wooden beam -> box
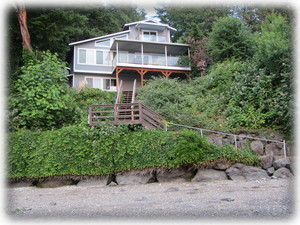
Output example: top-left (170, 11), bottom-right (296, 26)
top-left (116, 67), bottom-right (123, 92)
top-left (162, 71), bottom-right (172, 79)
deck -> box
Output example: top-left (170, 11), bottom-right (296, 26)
top-left (89, 103), bottom-right (167, 131)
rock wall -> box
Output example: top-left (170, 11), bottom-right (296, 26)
top-left (205, 132), bottom-right (292, 156)
top-left (9, 157), bottom-right (294, 188)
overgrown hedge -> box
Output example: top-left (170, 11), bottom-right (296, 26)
top-left (8, 125), bottom-right (260, 179)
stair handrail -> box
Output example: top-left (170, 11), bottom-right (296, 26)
top-left (115, 80), bottom-right (123, 104)
top-left (131, 79), bottom-right (137, 104)
top-left (89, 102), bottom-right (167, 131)
top-left (141, 104), bottom-right (167, 131)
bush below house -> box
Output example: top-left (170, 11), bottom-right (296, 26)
top-left (8, 124), bottom-right (259, 180)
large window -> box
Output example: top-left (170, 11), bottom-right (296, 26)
top-left (78, 49), bottom-right (110, 65)
top-left (79, 49), bottom-right (94, 64)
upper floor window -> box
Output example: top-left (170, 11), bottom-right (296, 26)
top-left (78, 48), bottom-right (110, 65)
top-left (95, 39), bottom-right (111, 47)
top-left (79, 49), bottom-right (94, 64)
top-left (142, 30), bottom-right (157, 42)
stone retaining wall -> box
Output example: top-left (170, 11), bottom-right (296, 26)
top-left (9, 157), bottom-right (294, 188)
top-left (205, 132), bottom-right (292, 156)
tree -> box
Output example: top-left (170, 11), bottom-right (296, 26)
top-left (9, 51), bottom-right (76, 130)
top-left (8, 6), bottom-right (146, 75)
top-left (230, 6), bottom-right (293, 32)
top-left (207, 16), bottom-right (254, 62)
top-left (16, 2), bottom-right (31, 51)
top-left (225, 13), bottom-right (293, 136)
top-left (156, 6), bottom-right (229, 42)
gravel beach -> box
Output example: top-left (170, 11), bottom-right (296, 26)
top-left (6, 179), bottom-right (294, 221)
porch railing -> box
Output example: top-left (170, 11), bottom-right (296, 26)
top-left (112, 53), bottom-right (190, 69)
top-left (89, 103), bottom-right (167, 131)
top-left (136, 35), bottom-right (167, 43)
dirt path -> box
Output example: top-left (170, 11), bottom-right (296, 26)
top-left (6, 179), bottom-right (294, 220)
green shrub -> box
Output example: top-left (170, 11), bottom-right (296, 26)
top-left (7, 126), bottom-right (260, 179)
top-left (9, 51), bottom-right (75, 131)
top-left (69, 87), bottom-right (116, 125)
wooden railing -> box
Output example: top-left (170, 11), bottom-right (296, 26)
top-left (89, 103), bottom-right (167, 131)
top-left (115, 80), bottom-right (123, 104)
top-left (131, 79), bottom-right (137, 104)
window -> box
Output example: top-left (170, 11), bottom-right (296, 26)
top-left (79, 49), bottom-right (86, 63)
top-left (142, 30), bottom-right (157, 41)
top-left (78, 49), bottom-right (110, 65)
top-left (96, 51), bottom-right (103, 64)
top-left (103, 79), bottom-right (117, 90)
top-left (85, 77), bottom-right (116, 90)
top-left (78, 49), bottom-right (93, 64)
top-left (95, 39), bottom-right (111, 47)
top-left (113, 35), bottom-right (128, 40)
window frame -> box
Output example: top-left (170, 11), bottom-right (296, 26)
top-left (78, 48), bottom-right (111, 66)
top-left (142, 30), bottom-right (158, 41)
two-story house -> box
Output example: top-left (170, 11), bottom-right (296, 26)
top-left (69, 19), bottom-right (191, 92)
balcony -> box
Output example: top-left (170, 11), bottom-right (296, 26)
top-left (110, 39), bottom-right (191, 72)
top-left (112, 52), bottom-right (190, 70)
top-left (137, 35), bottom-right (167, 43)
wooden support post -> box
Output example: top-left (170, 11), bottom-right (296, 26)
top-left (88, 105), bottom-right (92, 126)
top-left (116, 68), bottom-right (120, 92)
top-left (138, 102), bottom-right (143, 124)
top-left (114, 104), bottom-right (118, 123)
top-left (137, 69), bottom-right (147, 87)
top-left (162, 71), bottom-right (172, 79)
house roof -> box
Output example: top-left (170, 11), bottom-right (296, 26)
top-left (68, 30), bottom-right (130, 46)
top-left (123, 19), bottom-right (177, 32)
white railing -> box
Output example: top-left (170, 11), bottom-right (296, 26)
top-left (138, 35), bottom-right (167, 43)
top-left (112, 53), bottom-right (189, 68)
top-left (168, 122), bottom-right (287, 157)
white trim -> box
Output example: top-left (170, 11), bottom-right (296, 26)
top-left (123, 19), bottom-right (177, 32)
top-left (69, 30), bottom-right (130, 46)
top-left (74, 70), bottom-right (114, 74)
top-left (73, 46), bottom-right (76, 73)
top-left (115, 63), bottom-right (191, 71)
top-left (112, 38), bottom-right (190, 47)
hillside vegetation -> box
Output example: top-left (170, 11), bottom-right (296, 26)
top-left (138, 10), bottom-right (293, 139)
top-left (8, 125), bottom-right (259, 179)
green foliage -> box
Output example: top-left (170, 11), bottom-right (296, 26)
top-left (9, 51), bottom-right (77, 130)
top-left (8, 126), bottom-right (259, 179)
top-left (137, 78), bottom-right (201, 126)
top-left (156, 6), bottom-right (229, 41)
top-left (68, 87), bottom-right (116, 125)
top-left (8, 6), bottom-right (146, 76)
top-left (207, 17), bottom-right (254, 62)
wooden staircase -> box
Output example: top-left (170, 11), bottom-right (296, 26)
top-left (89, 79), bottom-right (167, 130)
top-left (121, 91), bottom-right (133, 104)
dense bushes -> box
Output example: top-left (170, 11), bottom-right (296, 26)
top-left (137, 14), bottom-right (292, 139)
top-left (9, 51), bottom-right (73, 130)
top-left (8, 125), bottom-right (259, 179)
top-left (8, 51), bottom-right (117, 131)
